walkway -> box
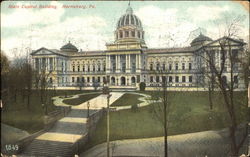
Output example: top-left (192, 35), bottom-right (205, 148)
top-left (20, 92), bottom-right (124, 157)
top-left (81, 126), bottom-right (248, 157)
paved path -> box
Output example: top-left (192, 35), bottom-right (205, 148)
top-left (21, 92), bottom-right (124, 157)
top-left (81, 126), bottom-right (248, 157)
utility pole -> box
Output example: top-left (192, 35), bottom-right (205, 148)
top-left (103, 86), bottom-right (112, 157)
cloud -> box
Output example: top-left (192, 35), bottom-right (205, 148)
top-left (186, 5), bottom-right (230, 22)
top-left (136, 5), bottom-right (197, 47)
top-left (1, 13), bottom-right (110, 59)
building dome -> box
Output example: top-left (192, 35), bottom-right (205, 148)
top-left (60, 41), bottom-right (78, 52)
top-left (114, 3), bottom-right (145, 44)
top-left (191, 33), bottom-right (212, 46)
top-left (116, 7), bottom-right (142, 28)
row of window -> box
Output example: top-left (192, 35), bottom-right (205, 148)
top-left (150, 76), bottom-right (193, 83)
top-left (150, 63), bottom-right (192, 71)
top-left (117, 30), bottom-right (144, 39)
top-left (72, 76), bottom-right (105, 83)
top-left (72, 65), bottom-right (106, 72)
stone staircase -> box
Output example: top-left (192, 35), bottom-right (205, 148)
top-left (21, 139), bottom-right (74, 157)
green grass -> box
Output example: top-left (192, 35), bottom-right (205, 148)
top-left (1, 90), bottom-right (94, 133)
top-left (84, 91), bottom-right (249, 150)
top-left (111, 93), bottom-right (143, 106)
top-left (63, 93), bottom-right (101, 105)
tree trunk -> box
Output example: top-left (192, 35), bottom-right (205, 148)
top-left (164, 126), bottom-right (168, 157)
top-left (208, 83), bottom-right (213, 110)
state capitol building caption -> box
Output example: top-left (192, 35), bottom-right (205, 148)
top-left (31, 4), bottom-right (246, 91)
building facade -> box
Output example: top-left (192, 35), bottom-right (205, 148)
top-left (31, 4), bottom-right (246, 90)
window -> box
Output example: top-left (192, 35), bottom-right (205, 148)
top-left (175, 76), bottom-right (179, 83)
top-left (98, 77), bottom-right (100, 82)
top-left (93, 65), bottom-right (95, 71)
top-left (82, 77), bottom-right (85, 82)
top-left (83, 65), bottom-right (85, 72)
top-left (125, 31), bottom-right (129, 37)
top-left (169, 76), bottom-right (172, 82)
top-left (189, 76), bottom-right (192, 82)
top-left (175, 63), bottom-right (178, 70)
top-left (142, 32), bottom-right (144, 39)
top-left (189, 63), bottom-right (192, 70)
top-left (35, 58), bottom-right (39, 70)
top-left (169, 64), bottom-right (172, 70)
top-left (150, 76), bottom-right (153, 82)
top-left (182, 76), bottom-right (186, 82)
top-left (72, 77), bottom-right (75, 82)
top-left (162, 76), bottom-right (166, 83)
top-left (73, 65), bottom-right (75, 72)
top-left (156, 76), bottom-right (159, 82)
top-left (182, 63), bottom-right (185, 70)
top-left (92, 77), bottom-right (95, 83)
top-left (162, 64), bottom-right (165, 71)
top-left (77, 65), bottom-right (80, 72)
top-left (88, 65), bottom-right (90, 72)
top-left (150, 64), bottom-right (153, 70)
top-left (119, 31), bottom-right (123, 38)
top-left (138, 31), bottom-right (141, 38)
top-left (156, 63), bottom-right (160, 71)
top-left (87, 77), bottom-right (90, 82)
top-left (103, 65), bottom-right (106, 71)
top-left (132, 31), bottom-right (135, 37)
top-left (77, 77), bottom-right (80, 83)
top-left (98, 64), bottom-right (101, 71)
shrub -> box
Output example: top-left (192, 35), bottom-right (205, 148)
top-left (139, 82), bottom-right (146, 91)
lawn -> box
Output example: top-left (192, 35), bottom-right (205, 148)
top-left (1, 90), bottom-right (94, 133)
top-left (84, 91), bottom-right (249, 150)
top-left (63, 93), bottom-right (101, 105)
top-left (111, 93), bottom-right (143, 106)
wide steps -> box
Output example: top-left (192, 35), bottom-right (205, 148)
top-left (22, 140), bottom-right (74, 157)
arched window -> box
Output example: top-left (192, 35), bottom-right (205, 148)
top-left (119, 31), bottom-right (123, 38)
top-left (132, 31), bottom-right (135, 37)
top-left (125, 31), bottom-right (129, 37)
top-left (156, 63), bottom-right (160, 71)
top-left (131, 77), bottom-right (136, 84)
top-left (138, 31), bottom-right (141, 38)
top-left (150, 63), bottom-right (153, 70)
top-left (169, 76), bottom-right (172, 82)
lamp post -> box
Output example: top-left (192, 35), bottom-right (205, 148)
top-left (102, 86), bottom-right (112, 157)
top-left (87, 101), bottom-right (90, 118)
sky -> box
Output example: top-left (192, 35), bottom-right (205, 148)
top-left (1, 1), bottom-right (249, 59)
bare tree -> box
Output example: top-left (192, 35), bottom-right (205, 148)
top-left (149, 70), bottom-right (173, 157)
top-left (195, 14), bottom-right (248, 156)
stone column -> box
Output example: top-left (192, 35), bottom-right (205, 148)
top-left (115, 55), bottom-right (118, 72)
top-left (126, 54), bottom-right (129, 73)
top-left (117, 54), bottom-right (120, 72)
top-left (128, 54), bottom-right (131, 72)
top-left (138, 54), bottom-right (141, 70)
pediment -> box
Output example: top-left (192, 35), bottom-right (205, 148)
top-left (31, 47), bottom-right (57, 55)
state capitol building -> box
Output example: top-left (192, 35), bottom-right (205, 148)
top-left (31, 4), bottom-right (246, 91)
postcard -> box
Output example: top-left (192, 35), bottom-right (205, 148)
top-left (1, 1), bottom-right (249, 157)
